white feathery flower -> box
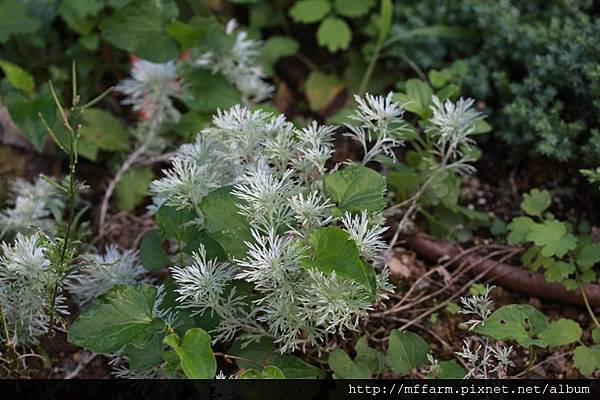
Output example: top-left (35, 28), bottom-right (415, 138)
top-left (292, 122), bottom-right (336, 178)
top-left (233, 167), bottom-right (297, 232)
top-left (429, 96), bottom-right (482, 154)
top-left (345, 93), bottom-right (406, 164)
top-left (341, 211), bottom-right (388, 261)
top-left (0, 177), bottom-right (64, 236)
top-left (68, 246), bottom-right (147, 306)
top-left (194, 21), bottom-right (273, 105)
top-left (0, 233), bottom-right (65, 345)
top-left (115, 59), bottom-right (182, 123)
top-left (288, 191), bottom-right (333, 234)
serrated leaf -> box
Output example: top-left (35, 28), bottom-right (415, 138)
top-left (163, 328), bottom-right (216, 379)
top-left (527, 220), bottom-right (577, 258)
top-left (317, 17), bottom-right (352, 52)
top-left (386, 330), bottom-right (429, 375)
top-left (333, 0), bottom-right (374, 18)
top-left (115, 167), bottom-right (153, 212)
top-left (289, 0), bottom-right (331, 23)
top-left (324, 165), bottom-right (386, 213)
top-left (139, 230), bottom-right (171, 271)
top-left (199, 186), bottom-right (253, 260)
top-left (68, 285), bottom-right (165, 353)
top-left (100, 0), bottom-right (179, 62)
top-left (307, 226), bottom-right (375, 292)
top-left (544, 261), bottom-right (575, 283)
top-left (538, 319), bottom-right (582, 347)
top-left (474, 304), bottom-right (548, 347)
top-left (573, 344), bottom-right (600, 376)
top-left (0, 59), bottom-right (35, 94)
top-left (521, 189), bottom-right (551, 217)
top-left (79, 108), bottom-right (130, 152)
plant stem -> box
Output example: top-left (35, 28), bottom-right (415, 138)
top-left (359, 39), bottom-right (383, 95)
top-left (579, 284), bottom-right (600, 328)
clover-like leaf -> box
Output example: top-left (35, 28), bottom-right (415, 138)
top-left (527, 220), bottom-right (577, 258)
top-left (577, 243), bottom-right (600, 267)
top-left (538, 319), bottom-right (582, 347)
top-left (386, 330), bottom-right (429, 375)
top-left (317, 17), bottom-right (352, 52)
top-left (289, 0), bottom-right (331, 23)
top-left (333, 0), bottom-right (375, 18)
top-left (507, 216), bottom-right (536, 245)
top-left (573, 344), bottom-right (600, 376)
top-left (474, 304), bottom-right (548, 347)
top-left (163, 328), bottom-right (216, 379)
top-left (521, 189), bottom-right (551, 217)
top-left (544, 260), bottom-right (575, 283)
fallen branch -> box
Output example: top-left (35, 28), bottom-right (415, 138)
top-left (406, 233), bottom-right (600, 308)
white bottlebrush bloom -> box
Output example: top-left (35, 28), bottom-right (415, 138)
top-left (288, 191), bottom-right (333, 234)
top-left (292, 122), bottom-right (336, 180)
top-left (194, 21), bottom-right (273, 104)
top-left (0, 177), bottom-right (65, 236)
top-left (428, 96), bottom-right (482, 156)
top-left (345, 93), bottom-right (406, 164)
top-left (233, 166), bottom-right (297, 232)
top-left (341, 211), bottom-right (389, 261)
top-left (68, 246), bottom-right (147, 306)
top-left (115, 59), bottom-right (182, 123)
top-left (0, 233), bottom-right (65, 345)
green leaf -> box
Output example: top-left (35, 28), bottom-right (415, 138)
top-left (239, 368), bottom-right (261, 379)
top-left (507, 216), bottom-right (536, 245)
top-left (308, 226), bottom-right (375, 291)
top-left (573, 344), bottom-right (600, 376)
top-left (229, 339), bottom-right (325, 378)
top-left (334, 0), bottom-right (374, 18)
top-left (527, 220), bottom-right (578, 258)
top-left (577, 243), bottom-right (600, 267)
top-left (386, 330), bottom-right (429, 375)
top-left (428, 360), bottom-right (466, 379)
top-left (474, 304), bottom-right (548, 347)
top-left (115, 167), bottom-right (153, 212)
top-left (178, 68), bottom-right (240, 112)
top-left (328, 349), bottom-right (371, 378)
top-left (261, 36), bottom-right (299, 75)
top-left (139, 230), bottom-right (171, 272)
top-left (0, 0), bottom-right (41, 42)
top-left (521, 189), bottom-right (551, 217)
top-left (378, 0), bottom-right (393, 41)
top-left (317, 17), bottom-right (352, 52)
top-left (100, 0), bottom-right (179, 62)
top-left (544, 261), bottom-right (575, 283)
top-left (324, 165), bottom-right (386, 214)
top-left (354, 336), bottom-right (383, 375)
top-left (68, 285), bottom-right (165, 353)
top-left (394, 79), bottom-right (433, 119)
top-left (289, 0), bottom-right (331, 23)
top-left (304, 71), bottom-right (345, 113)
top-left (163, 328), bottom-right (216, 379)
top-left (155, 205), bottom-right (197, 241)
top-left (593, 328), bottom-right (600, 344)
top-left (538, 319), bottom-right (582, 347)
top-left (79, 108), bottom-right (130, 152)
top-left (199, 186), bottom-right (253, 259)
top-left (122, 330), bottom-right (165, 372)
top-left (0, 60), bottom-right (34, 94)
top-left (260, 365), bottom-right (286, 379)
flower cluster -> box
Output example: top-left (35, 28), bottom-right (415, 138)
top-left (68, 246), bottom-right (147, 306)
top-left (0, 233), bottom-right (66, 345)
top-left (159, 95), bottom-right (396, 353)
top-left (0, 178), bottom-right (65, 237)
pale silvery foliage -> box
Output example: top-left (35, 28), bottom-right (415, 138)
top-left (456, 286), bottom-right (515, 378)
top-left (115, 59), bottom-right (182, 124)
top-left (68, 246), bottom-right (147, 306)
top-left (0, 233), bottom-right (67, 345)
top-left (0, 178), bottom-right (65, 236)
top-left (345, 93), bottom-right (406, 165)
top-left (428, 96), bottom-right (483, 175)
top-left (161, 101), bottom-right (393, 353)
top-left (195, 20), bottom-right (273, 105)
